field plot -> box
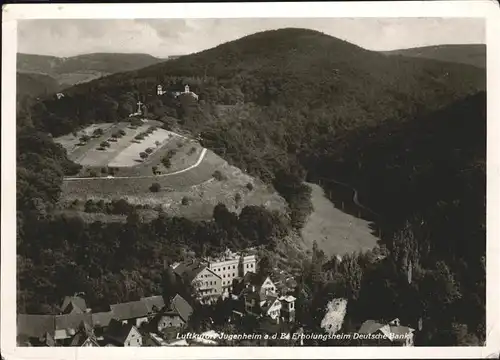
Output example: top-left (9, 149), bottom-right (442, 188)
top-left (77, 124), bottom-right (152, 167)
top-left (108, 129), bottom-right (177, 167)
top-left (301, 183), bottom-right (379, 257)
top-left (54, 123), bottom-right (115, 156)
top-left (61, 149), bottom-right (225, 197)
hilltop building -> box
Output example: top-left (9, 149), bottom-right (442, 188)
top-left (172, 84), bottom-right (199, 100)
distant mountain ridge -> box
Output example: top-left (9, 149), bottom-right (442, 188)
top-left (17, 52), bottom-right (165, 89)
top-left (382, 44), bottom-right (486, 69)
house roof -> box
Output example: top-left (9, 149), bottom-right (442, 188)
top-left (170, 294), bottom-right (193, 323)
top-left (17, 314), bottom-right (55, 338)
top-left (110, 300), bottom-right (151, 321)
top-left (70, 332), bottom-right (99, 346)
top-left (358, 320), bottom-right (385, 334)
top-left (105, 319), bottom-right (136, 345)
top-left (61, 296), bottom-right (87, 314)
top-left (261, 295), bottom-right (280, 314)
top-left (92, 311), bottom-right (114, 328)
top-left (173, 260), bottom-right (210, 283)
top-left (55, 313), bottom-right (93, 331)
top-left (141, 295), bottom-right (165, 313)
top-left (389, 325), bottom-right (415, 336)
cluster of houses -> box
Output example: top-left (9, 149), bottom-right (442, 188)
top-left (17, 293), bottom-right (194, 347)
top-left (18, 248), bottom-right (416, 347)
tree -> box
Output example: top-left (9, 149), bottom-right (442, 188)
top-left (257, 255), bottom-right (273, 277)
top-left (235, 192), bottom-right (242, 206)
top-left (139, 152), bottom-right (148, 160)
top-left (181, 196), bottom-right (190, 206)
top-left (149, 183), bottom-right (161, 193)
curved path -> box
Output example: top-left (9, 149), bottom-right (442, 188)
top-left (64, 148), bottom-right (208, 181)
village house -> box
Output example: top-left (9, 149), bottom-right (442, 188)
top-left (357, 318), bottom-right (415, 346)
top-left (173, 260), bottom-right (222, 302)
top-left (231, 271), bottom-right (296, 324)
top-left (109, 300), bottom-right (154, 328)
top-left (60, 294), bottom-right (89, 314)
top-left (103, 319), bottom-right (143, 347)
top-left (148, 294), bottom-right (193, 334)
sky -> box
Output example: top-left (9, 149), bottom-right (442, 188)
top-left (17, 18), bottom-right (485, 58)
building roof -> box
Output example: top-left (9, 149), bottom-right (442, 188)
top-left (105, 319), bottom-right (136, 345)
top-left (170, 294), bottom-right (193, 323)
top-left (110, 300), bottom-right (151, 321)
top-left (55, 313), bottom-right (93, 331)
top-left (388, 325), bottom-right (415, 336)
top-left (261, 295), bottom-right (280, 314)
top-left (173, 260), bottom-right (213, 283)
top-left (141, 295), bottom-right (165, 313)
top-left (70, 332), bottom-right (99, 346)
top-left (61, 296), bottom-right (87, 314)
top-left (92, 311), bottom-right (114, 328)
top-left (17, 314), bottom-right (55, 338)
top-left (241, 272), bottom-right (268, 292)
top-left (358, 320), bottom-right (385, 334)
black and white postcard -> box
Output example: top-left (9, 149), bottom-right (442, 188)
top-left (2, 2), bottom-right (499, 359)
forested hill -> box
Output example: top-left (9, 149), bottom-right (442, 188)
top-left (16, 27), bottom-right (486, 344)
top-left (383, 44), bottom-right (486, 69)
top-left (17, 72), bottom-right (60, 98)
top-left (17, 52), bottom-right (164, 88)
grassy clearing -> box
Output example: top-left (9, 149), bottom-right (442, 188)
top-left (60, 150), bottom-right (288, 221)
top-left (301, 182), bottom-right (379, 257)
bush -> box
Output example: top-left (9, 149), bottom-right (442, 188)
top-left (101, 167), bottom-right (108, 174)
top-left (97, 147), bottom-right (105, 151)
top-left (135, 134), bottom-right (144, 141)
top-left (80, 135), bottom-right (91, 143)
top-left (149, 183), bottom-right (161, 192)
top-left (246, 182), bottom-right (254, 191)
top-left (119, 129), bottom-right (126, 136)
top-left (188, 147), bottom-right (196, 156)
top-left (235, 193), bottom-right (242, 204)
top-left (177, 142), bottom-right (183, 148)
top-left (152, 165), bottom-right (158, 174)
top-left (139, 152), bottom-right (148, 160)
top-left (213, 170), bottom-right (226, 181)
top-left (100, 141), bottom-right (110, 148)
top-left (145, 148), bottom-right (154, 154)
top-left (88, 170), bottom-right (97, 177)
top-left (92, 128), bottom-right (104, 137)
top-left (181, 196), bottom-right (190, 206)
top-left (161, 156), bottom-right (172, 168)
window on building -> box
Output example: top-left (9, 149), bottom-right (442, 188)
top-left (223, 267), bottom-right (226, 270)
top-left (233, 265), bottom-right (236, 269)
top-left (233, 273), bottom-right (235, 277)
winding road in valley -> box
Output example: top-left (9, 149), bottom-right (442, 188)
top-left (63, 148), bottom-right (208, 181)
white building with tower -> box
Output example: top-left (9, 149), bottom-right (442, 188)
top-left (158, 84), bottom-right (198, 100)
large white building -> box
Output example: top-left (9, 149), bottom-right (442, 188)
top-left (205, 250), bottom-right (257, 292)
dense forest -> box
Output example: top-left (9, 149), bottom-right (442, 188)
top-left (16, 28), bottom-right (486, 345)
